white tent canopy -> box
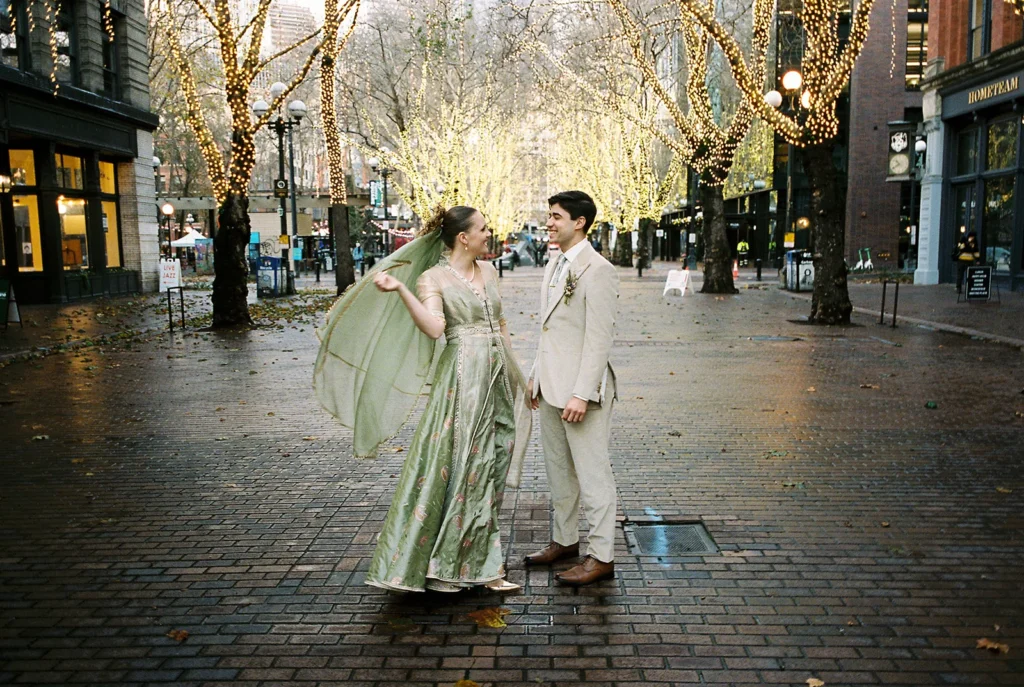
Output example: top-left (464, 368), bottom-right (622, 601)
top-left (170, 229), bottom-right (207, 248)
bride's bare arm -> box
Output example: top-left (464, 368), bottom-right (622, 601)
top-left (373, 273), bottom-right (445, 340)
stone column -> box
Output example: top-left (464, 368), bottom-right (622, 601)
top-left (118, 130), bottom-right (160, 292)
top-left (915, 63), bottom-right (945, 286)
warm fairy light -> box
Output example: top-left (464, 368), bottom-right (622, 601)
top-left (679, 0), bottom-right (878, 147)
top-left (321, 0), bottom-right (362, 205)
top-left (801, 91), bottom-right (812, 109)
top-left (163, 0), bottom-right (333, 203)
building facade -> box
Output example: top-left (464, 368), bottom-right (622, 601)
top-left (916, 0), bottom-right (1023, 289)
top-left (0, 0), bottom-right (159, 304)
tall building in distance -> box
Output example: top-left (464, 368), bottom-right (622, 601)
top-left (268, 1), bottom-right (317, 52)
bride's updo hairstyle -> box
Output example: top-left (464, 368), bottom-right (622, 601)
top-left (421, 205), bottom-right (479, 250)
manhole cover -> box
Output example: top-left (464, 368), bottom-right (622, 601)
top-left (627, 523), bottom-right (718, 555)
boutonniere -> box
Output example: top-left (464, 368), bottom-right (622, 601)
top-left (562, 270), bottom-right (579, 305)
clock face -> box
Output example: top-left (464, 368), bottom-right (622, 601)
top-left (889, 153), bottom-right (910, 175)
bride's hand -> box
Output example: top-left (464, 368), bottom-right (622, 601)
top-left (373, 273), bottom-right (402, 292)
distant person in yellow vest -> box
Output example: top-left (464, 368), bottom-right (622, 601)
top-left (737, 239), bottom-right (750, 267)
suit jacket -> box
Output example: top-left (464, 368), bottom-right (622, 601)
top-left (530, 241), bottom-right (619, 408)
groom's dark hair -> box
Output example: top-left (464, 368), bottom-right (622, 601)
top-left (549, 190), bottom-right (597, 234)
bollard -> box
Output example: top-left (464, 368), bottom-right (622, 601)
top-left (637, 261), bottom-right (643, 278)
top-left (498, 258), bottom-right (504, 278)
top-left (879, 281), bottom-right (888, 325)
top-left (361, 262), bottom-right (366, 277)
top-left (315, 260), bottom-right (321, 283)
top-left (891, 281), bottom-right (900, 329)
top-left (755, 258), bottom-right (762, 281)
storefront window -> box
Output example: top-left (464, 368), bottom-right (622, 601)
top-left (101, 200), bottom-right (120, 268)
top-left (99, 161), bottom-right (116, 194)
top-left (956, 129), bottom-right (979, 175)
top-left (58, 196), bottom-right (88, 270)
top-left (905, 0), bottom-right (928, 90)
top-left (986, 119), bottom-right (1018, 171)
top-left (55, 153), bottom-right (84, 189)
top-left (983, 176), bottom-right (1014, 275)
top-left (13, 195), bottom-right (41, 272)
top-left (9, 149), bottom-right (35, 186)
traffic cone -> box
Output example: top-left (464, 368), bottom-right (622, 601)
top-left (732, 260), bottom-right (739, 279)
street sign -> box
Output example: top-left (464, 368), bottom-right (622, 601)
top-left (965, 265), bottom-right (992, 301)
top-left (274, 178), bottom-right (288, 198)
top-left (279, 234), bottom-right (290, 245)
top-left (159, 258), bottom-right (182, 292)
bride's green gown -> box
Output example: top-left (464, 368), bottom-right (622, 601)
top-left (365, 261), bottom-right (524, 592)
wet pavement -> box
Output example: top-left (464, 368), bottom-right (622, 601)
top-left (1, 265), bottom-right (1023, 686)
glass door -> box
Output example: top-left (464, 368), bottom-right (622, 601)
top-left (982, 176), bottom-right (1014, 275)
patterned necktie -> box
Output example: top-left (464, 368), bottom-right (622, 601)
top-left (549, 254), bottom-right (567, 288)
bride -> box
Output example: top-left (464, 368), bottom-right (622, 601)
top-left (314, 206), bottom-right (531, 593)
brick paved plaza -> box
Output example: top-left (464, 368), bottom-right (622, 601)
top-left (2, 268), bottom-right (1023, 686)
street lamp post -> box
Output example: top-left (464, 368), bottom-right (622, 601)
top-left (908, 136), bottom-right (927, 270)
top-left (368, 154), bottom-right (392, 256)
top-left (766, 69), bottom-right (805, 260)
top-left (161, 202), bottom-right (175, 258)
top-left (252, 83), bottom-right (305, 295)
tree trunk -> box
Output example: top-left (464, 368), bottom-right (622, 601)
top-left (600, 222), bottom-right (611, 259)
top-left (614, 229), bottom-right (633, 266)
top-left (638, 219), bottom-right (654, 269)
top-left (802, 142), bottom-right (853, 324)
top-left (331, 204), bottom-right (356, 295)
top-left (699, 181), bottom-right (737, 294)
top-left (211, 193), bottom-right (254, 328)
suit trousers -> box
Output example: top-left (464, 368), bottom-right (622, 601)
top-left (538, 396), bottom-right (617, 563)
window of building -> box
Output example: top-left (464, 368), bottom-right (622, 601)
top-left (968, 0), bottom-right (991, 61)
top-left (101, 5), bottom-right (123, 99)
top-left (9, 149), bottom-right (36, 186)
top-left (99, 161), bottom-right (116, 194)
top-left (1, 0), bottom-right (30, 70)
top-left (102, 200), bottom-right (120, 267)
top-left (986, 118), bottom-right (1018, 170)
top-left (54, 0), bottom-right (77, 85)
top-left (956, 128), bottom-right (980, 175)
top-left (982, 176), bottom-right (1014, 275)
top-left (13, 195), bottom-right (42, 272)
top-left (905, 0), bottom-right (928, 90)
top-left (55, 153), bottom-right (85, 189)
top-left (58, 196), bottom-right (88, 270)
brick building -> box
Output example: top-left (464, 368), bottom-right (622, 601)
top-left (0, 0), bottom-right (159, 304)
top-left (914, 0), bottom-right (1023, 289)
top-left (845, 0), bottom-right (928, 270)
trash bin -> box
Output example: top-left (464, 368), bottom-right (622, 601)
top-left (784, 250), bottom-right (814, 292)
top-left (258, 256), bottom-right (282, 297)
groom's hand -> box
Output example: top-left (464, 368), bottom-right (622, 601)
top-left (562, 397), bottom-right (588, 423)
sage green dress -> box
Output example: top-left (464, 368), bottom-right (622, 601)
top-left (365, 261), bottom-right (522, 592)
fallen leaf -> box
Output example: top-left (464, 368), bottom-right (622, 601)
top-left (391, 447), bottom-right (404, 453)
top-left (764, 450), bottom-right (788, 458)
top-left (467, 607), bottom-right (511, 629)
top-left (166, 629), bottom-right (189, 642)
top-left (267, 412), bottom-right (275, 416)
top-left (71, 458), bottom-right (85, 464)
top-left (31, 435), bottom-right (50, 441)
top-left (859, 384), bottom-right (880, 389)
top-left (806, 387), bottom-right (816, 393)
top-left (881, 521), bottom-right (890, 528)
top-left (996, 487), bottom-right (1012, 494)
top-left (722, 550), bottom-right (754, 557)
top-left (807, 679), bottom-right (825, 687)
top-left (455, 681), bottom-right (481, 687)
top-left (302, 436), bottom-right (318, 441)
top-left (925, 401), bottom-right (938, 409)
top-left (976, 638), bottom-right (1009, 654)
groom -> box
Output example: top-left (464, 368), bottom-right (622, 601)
top-left (525, 190), bottom-right (620, 586)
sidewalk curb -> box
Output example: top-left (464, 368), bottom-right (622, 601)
top-left (0, 323), bottom-right (171, 364)
top-left (782, 290), bottom-right (1024, 349)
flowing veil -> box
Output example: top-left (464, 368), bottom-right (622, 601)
top-left (314, 232), bottom-right (444, 458)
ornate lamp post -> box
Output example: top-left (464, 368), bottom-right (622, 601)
top-left (161, 202), bottom-right (175, 258)
top-left (368, 153), bottom-right (393, 256)
top-left (252, 82), bottom-right (305, 295)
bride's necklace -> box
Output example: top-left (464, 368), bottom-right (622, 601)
top-left (451, 259), bottom-right (477, 285)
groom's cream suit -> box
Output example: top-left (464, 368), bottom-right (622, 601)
top-left (530, 240), bottom-right (619, 563)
